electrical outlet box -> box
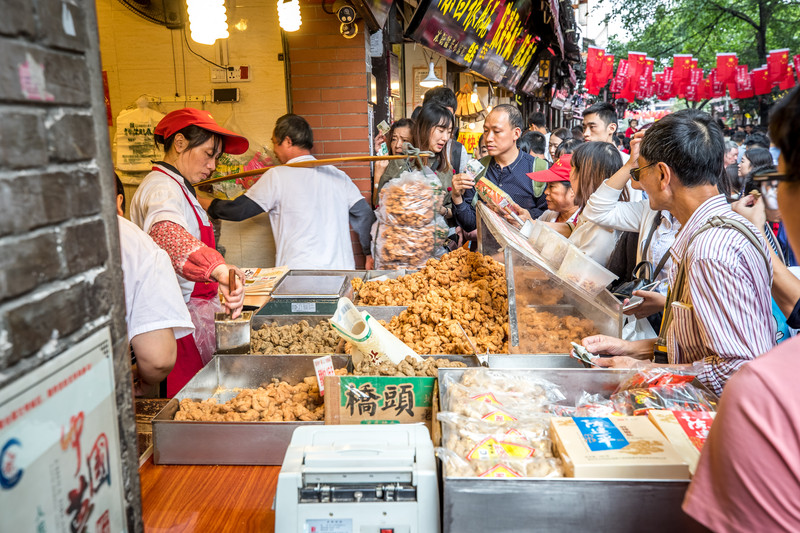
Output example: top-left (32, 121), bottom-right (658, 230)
top-left (227, 65), bottom-right (250, 82)
top-left (211, 68), bottom-right (228, 83)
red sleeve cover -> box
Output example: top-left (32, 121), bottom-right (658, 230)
top-left (148, 221), bottom-right (224, 282)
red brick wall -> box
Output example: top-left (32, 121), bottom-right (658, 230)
top-left (286, 3), bottom-right (372, 267)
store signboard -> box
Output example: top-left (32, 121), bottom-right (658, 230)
top-left (409, 0), bottom-right (537, 89)
top-left (0, 328), bottom-right (127, 533)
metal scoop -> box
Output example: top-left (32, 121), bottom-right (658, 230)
top-left (456, 322), bottom-right (489, 368)
top-left (214, 269), bottom-right (252, 354)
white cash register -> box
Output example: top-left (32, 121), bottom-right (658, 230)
top-left (274, 425), bottom-right (440, 533)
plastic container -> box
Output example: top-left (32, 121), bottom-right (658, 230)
top-left (528, 220), bottom-right (545, 247)
top-left (557, 244), bottom-right (619, 296)
top-left (535, 223), bottom-right (572, 268)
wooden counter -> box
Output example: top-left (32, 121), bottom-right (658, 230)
top-left (139, 454), bottom-right (279, 532)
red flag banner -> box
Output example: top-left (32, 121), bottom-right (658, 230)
top-left (586, 47), bottom-right (605, 93)
top-left (661, 67), bottom-right (675, 99)
top-left (794, 54), bottom-right (800, 79)
top-left (674, 54), bottom-right (693, 83)
top-left (627, 52), bottom-right (647, 92)
top-left (727, 82), bottom-right (739, 99)
top-left (600, 54), bottom-right (615, 85)
top-left (780, 66), bottom-right (796, 91)
top-left (688, 67), bottom-right (703, 86)
top-left (767, 49), bottom-right (790, 83)
top-left (735, 65), bottom-right (751, 91)
top-left (709, 69), bottom-right (725, 98)
top-left (753, 67), bottom-right (771, 95)
top-left (716, 53), bottom-right (738, 84)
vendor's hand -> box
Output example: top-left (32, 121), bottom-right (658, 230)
top-left (731, 194), bottom-right (767, 231)
top-left (624, 290), bottom-right (666, 319)
top-left (503, 202), bottom-right (533, 227)
top-left (593, 356), bottom-right (648, 369)
top-left (581, 334), bottom-right (634, 357)
top-left (212, 264), bottom-right (246, 318)
top-left (364, 255), bottom-right (374, 270)
top-left (451, 173), bottom-right (475, 202)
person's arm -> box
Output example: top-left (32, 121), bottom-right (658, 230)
top-left (131, 329), bottom-right (176, 392)
top-left (349, 198), bottom-right (375, 259)
top-left (452, 174), bottom-right (477, 232)
top-left (207, 195), bottom-right (265, 221)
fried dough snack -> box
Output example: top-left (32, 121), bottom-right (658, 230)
top-left (352, 355), bottom-right (466, 377)
top-left (251, 320), bottom-right (339, 355)
top-left (381, 179), bottom-right (436, 226)
top-left (517, 309), bottom-right (598, 354)
top-left (173, 376), bottom-right (329, 422)
top-left (353, 249), bottom-right (510, 354)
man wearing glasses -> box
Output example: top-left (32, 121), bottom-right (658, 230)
top-left (582, 109), bottom-right (774, 396)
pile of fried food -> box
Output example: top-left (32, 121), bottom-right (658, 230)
top-left (517, 308), bottom-right (597, 353)
top-left (352, 355), bottom-right (466, 377)
top-left (251, 320), bottom-right (339, 355)
top-left (353, 248), bottom-right (509, 354)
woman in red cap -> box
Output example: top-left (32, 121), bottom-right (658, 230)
top-left (130, 108), bottom-right (248, 396)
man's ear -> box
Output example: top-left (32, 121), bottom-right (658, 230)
top-left (658, 162), bottom-right (672, 192)
top-left (608, 122), bottom-right (617, 135)
top-left (512, 127), bottom-right (522, 142)
top-left (281, 136), bottom-right (294, 148)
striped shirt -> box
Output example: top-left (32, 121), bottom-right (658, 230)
top-left (666, 195), bottom-right (774, 396)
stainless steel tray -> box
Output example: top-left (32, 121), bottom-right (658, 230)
top-left (436, 368), bottom-right (703, 532)
top-left (152, 355), bottom-right (350, 465)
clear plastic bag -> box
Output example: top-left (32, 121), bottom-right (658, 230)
top-left (436, 447), bottom-right (564, 479)
top-left (441, 369), bottom-right (566, 415)
top-left (438, 412), bottom-right (553, 460)
top-left (611, 385), bottom-right (718, 416)
top-left (377, 170), bottom-right (439, 227)
top-left (375, 223), bottom-right (435, 267)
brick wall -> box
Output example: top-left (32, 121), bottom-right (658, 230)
top-left (0, 1), bottom-right (140, 530)
top-left (285, 3), bottom-right (373, 267)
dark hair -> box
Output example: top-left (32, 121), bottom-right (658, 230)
top-left (744, 133), bottom-right (770, 149)
top-left (387, 118), bottom-right (414, 155)
top-left (732, 131), bottom-right (746, 143)
top-left (622, 136), bottom-right (631, 151)
top-left (529, 112), bottom-right (546, 129)
top-left (411, 106), bottom-right (423, 121)
top-left (612, 133), bottom-right (623, 148)
top-left (412, 104), bottom-right (453, 174)
top-left (274, 113), bottom-right (313, 149)
top-left (742, 147), bottom-right (773, 169)
top-left (769, 86), bottom-right (800, 181)
top-left (571, 125), bottom-right (584, 140)
top-left (555, 138), bottom-right (584, 158)
top-left (155, 125), bottom-right (224, 155)
top-left (571, 142), bottom-right (624, 208)
top-left (725, 164), bottom-right (742, 195)
top-left (629, 119), bottom-right (639, 126)
top-left (492, 104), bottom-right (524, 130)
top-left (583, 102), bottom-right (618, 128)
top-left (478, 133), bottom-right (486, 147)
top-left (517, 131), bottom-right (546, 156)
top-left (639, 109), bottom-right (725, 188)
top-left (115, 173), bottom-right (125, 213)
top-left (423, 86), bottom-right (458, 112)
top-left (551, 127), bottom-right (569, 143)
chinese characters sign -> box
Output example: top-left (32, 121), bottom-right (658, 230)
top-left (325, 376), bottom-right (436, 427)
top-left (573, 417), bottom-right (630, 452)
top-left (0, 329), bottom-right (126, 533)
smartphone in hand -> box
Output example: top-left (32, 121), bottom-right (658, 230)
top-left (622, 295), bottom-right (644, 313)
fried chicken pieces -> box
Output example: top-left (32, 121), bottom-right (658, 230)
top-left (352, 355), bottom-right (466, 377)
top-left (251, 320), bottom-right (339, 355)
top-left (173, 375), bottom-right (341, 422)
top-left (353, 248), bottom-right (510, 355)
top-left (517, 309), bottom-right (598, 354)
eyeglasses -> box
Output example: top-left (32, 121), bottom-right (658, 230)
top-left (630, 162), bottom-right (656, 181)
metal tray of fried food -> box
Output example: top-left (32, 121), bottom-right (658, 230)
top-left (436, 368), bottom-right (705, 533)
top-left (152, 355), bottom-right (350, 465)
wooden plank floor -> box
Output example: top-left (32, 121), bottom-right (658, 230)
top-left (140, 456), bottom-right (279, 532)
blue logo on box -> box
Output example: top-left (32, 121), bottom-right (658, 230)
top-left (0, 438), bottom-right (23, 489)
top-left (573, 417), bottom-right (629, 452)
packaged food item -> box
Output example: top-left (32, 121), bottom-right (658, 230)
top-left (573, 392), bottom-right (622, 417)
top-left (611, 385), bottom-right (718, 416)
top-left (441, 369), bottom-right (566, 415)
top-left (647, 410), bottom-right (716, 475)
top-left (438, 412), bottom-right (553, 459)
top-left (436, 447), bottom-right (564, 479)
top-left (550, 416), bottom-right (690, 479)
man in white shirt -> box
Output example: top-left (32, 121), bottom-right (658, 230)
top-left (205, 114), bottom-right (375, 269)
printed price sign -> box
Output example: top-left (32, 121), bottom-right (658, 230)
top-left (313, 356), bottom-right (336, 397)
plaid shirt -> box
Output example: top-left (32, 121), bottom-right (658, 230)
top-left (666, 195), bottom-right (774, 396)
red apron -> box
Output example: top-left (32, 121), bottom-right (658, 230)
top-left (152, 166), bottom-right (219, 397)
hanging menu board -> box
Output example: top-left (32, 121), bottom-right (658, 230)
top-left (408, 0), bottom-right (538, 91)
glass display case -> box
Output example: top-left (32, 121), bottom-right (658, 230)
top-left (475, 204), bottom-right (622, 353)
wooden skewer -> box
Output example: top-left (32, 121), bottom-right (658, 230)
top-left (193, 154), bottom-right (429, 187)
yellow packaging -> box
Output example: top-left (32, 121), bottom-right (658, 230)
top-left (647, 410), bottom-right (716, 475)
top-left (550, 416), bottom-right (690, 480)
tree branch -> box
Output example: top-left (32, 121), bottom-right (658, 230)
top-left (707, 1), bottom-right (759, 30)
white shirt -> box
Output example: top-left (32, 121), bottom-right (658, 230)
top-left (118, 216), bottom-right (194, 342)
top-left (245, 155), bottom-right (365, 269)
top-left (569, 213), bottom-right (619, 267)
top-left (581, 181), bottom-right (680, 291)
top-left (538, 209), bottom-right (579, 224)
top-left (130, 164), bottom-right (209, 301)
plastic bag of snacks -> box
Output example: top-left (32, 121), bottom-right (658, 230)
top-left (436, 447), bottom-right (564, 479)
top-left (373, 169), bottom-right (447, 269)
top-left (611, 367), bottom-right (718, 415)
top-left (438, 412), bottom-right (554, 460)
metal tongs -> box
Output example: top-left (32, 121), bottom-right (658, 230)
top-left (456, 323), bottom-right (489, 368)
top-left (570, 342), bottom-right (600, 367)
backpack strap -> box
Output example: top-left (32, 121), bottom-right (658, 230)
top-left (653, 215), bottom-right (769, 362)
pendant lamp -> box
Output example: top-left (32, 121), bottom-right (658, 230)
top-left (420, 60), bottom-right (444, 88)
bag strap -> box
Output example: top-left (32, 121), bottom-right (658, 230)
top-left (654, 215), bottom-right (769, 362)
top-left (640, 211), bottom-right (663, 261)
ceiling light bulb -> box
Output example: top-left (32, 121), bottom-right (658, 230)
top-left (278, 0), bottom-right (302, 32)
top-left (471, 83), bottom-right (478, 103)
top-left (187, 0), bottom-right (229, 45)
top-left (420, 61), bottom-right (444, 88)
top-left (468, 122), bottom-right (475, 130)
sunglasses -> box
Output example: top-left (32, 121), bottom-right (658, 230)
top-left (630, 162), bottom-right (656, 182)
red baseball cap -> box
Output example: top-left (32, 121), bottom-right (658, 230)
top-left (154, 108), bottom-right (249, 155)
top-left (527, 154), bottom-right (572, 182)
